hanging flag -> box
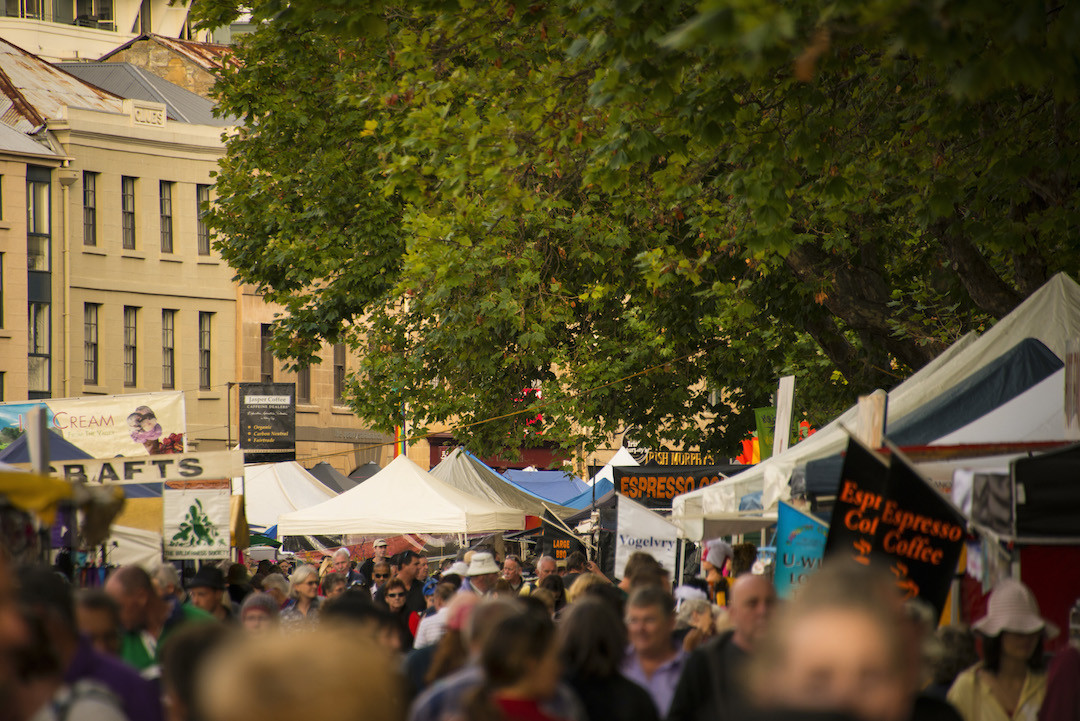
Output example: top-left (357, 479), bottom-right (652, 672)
top-left (824, 437), bottom-right (890, 568)
top-left (393, 426), bottom-right (405, 458)
top-left (774, 501), bottom-right (828, 599)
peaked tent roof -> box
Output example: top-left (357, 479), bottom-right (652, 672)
top-left (563, 478), bottom-right (615, 510)
top-left (503, 469), bottom-right (589, 505)
top-left (277, 455), bottom-right (525, 536)
top-left (234, 461), bottom-right (336, 531)
top-left (0, 429), bottom-right (92, 463)
top-left (349, 462), bottom-right (382, 482)
top-left (306, 461), bottom-right (358, 494)
top-left (57, 62), bottom-right (233, 126)
top-left (673, 272), bottom-right (1080, 538)
top-left (591, 447), bottom-right (639, 485)
top-left (429, 448), bottom-right (576, 518)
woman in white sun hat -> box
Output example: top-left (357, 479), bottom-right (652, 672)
top-left (947, 577), bottom-right (1057, 721)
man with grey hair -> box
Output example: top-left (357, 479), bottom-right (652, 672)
top-left (152, 562), bottom-right (184, 603)
top-left (331, 547), bottom-right (366, 587)
top-left (535, 555), bottom-right (557, 583)
top-left (261, 573), bottom-right (289, 609)
top-left (408, 597), bottom-right (585, 721)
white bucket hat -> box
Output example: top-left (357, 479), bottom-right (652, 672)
top-left (972, 578), bottom-right (1058, 638)
top-left (466, 552), bottom-right (500, 577)
top-left (445, 561), bottom-right (470, 577)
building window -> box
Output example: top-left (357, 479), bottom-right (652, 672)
top-left (0, 174), bottom-right (4, 219)
top-left (28, 302), bottom-right (50, 397)
top-left (0, 372), bottom-right (4, 402)
top-left (82, 171), bottom-right (96, 246)
top-left (123, 306), bottom-right (137, 386)
top-left (297, 366), bottom-right (311, 404)
top-left (260, 324), bottom-right (274, 382)
top-left (84, 303), bottom-right (99, 385)
top-left (197, 184), bottom-right (211, 255)
top-left (162, 309), bottom-right (175, 389)
top-left (121, 176), bottom-right (136, 250)
top-left (199, 313), bottom-right (212, 389)
top-left (0, 253), bottom-right (4, 327)
top-left (27, 177), bottom-right (50, 270)
top-left (333, 343), bottom-right (346, 404)
top-left (159, 181), bottom-right (173, 253)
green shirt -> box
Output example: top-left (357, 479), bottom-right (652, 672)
top-left (119, 601), bottom-right (216, 673)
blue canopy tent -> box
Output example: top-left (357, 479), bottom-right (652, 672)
top-left (0, 430), bottom-right (92, 464)
top-left (503, 469), bottom-right (590, 505)
top-left (562, 478), bottom-right (615, 510)
top-left (805, 338), bottom-right (1064, 496)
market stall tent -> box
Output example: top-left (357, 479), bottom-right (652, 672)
top-left (503, 469), bottom-right (589, 504)
top-left (307, 462), bottom-right (359, 494)
top-left (590, 447), bottom-right (639, 485)
top-left (429, 448), bottom-right (576, 518)
top-left (277, 455), bottom-right (526, 535)
top-left (235, 461), bottom-right (336, 531)
top-left (673, 272), bottom-right (1080, 539)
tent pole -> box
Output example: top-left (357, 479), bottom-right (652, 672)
top-left (676, 538), bottom-right (684, 587)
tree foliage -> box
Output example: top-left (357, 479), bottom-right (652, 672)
top-left (199, 0), bottom-right (1080, 459)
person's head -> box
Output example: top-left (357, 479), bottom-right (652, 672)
top-left (289, 565), bottom-right (319, 601)
top-left (566, 572), bottom-right (604, 604)
top-left (433, 582), bottom-right (456, 611)
top-left (701, 539), bottom-right (733, 583)
top-left (105, 565), bottom-right (159, 631)
top-left (565, 551), bottom-right (586, 573)
top-left (321, 590), bottom-right (401, 652)
top-left (332, 548), bottom-right (352, 575)
top-left (153, 562), bottom-right (183, 599)
top-left (538, 574), bottom-right (565, 609)
top-left (676, 598), bottom-right (715, 633)
top-left (398, 551), bottom-right (424, 585)
top-left (372, 539), bottom-right (388, 561)
top-left (474, 608), bottom-right (560, 703)
top-left (502, 555), bottom-right (523, 584)
top-left (384, 578), bottom-right (407, 612)
top-left (262, 573), bottom-right (289, 606)
top-left (625, 586), bottom-right (676, 658)
top-left (162, 622), bottom-right (233, 721)
top-left (560, 596), bottom-right (628, 679)
top-left (535, 556), bottom-right (557, 582)
top-left (748, 562), bottom-right (911, 721)
top-left (371, 562), bottom-right (391, 586)
top-left (973, 577), bottom-right (1053, 673)
top-left (187, 566), bottom-right (226, 615)
top-left (728, 573), bottom-right (777, 651)
top-left (467, 552), bottom-right (501, 594)
top-left (622, 551), bottom-right (659, 583)
top-left (226, 563), bottom-right (249, 588)
top-left (464, 597), bottom-right (521, 656)
top-left (928, 626), bottom-right (977, 689)
top-left (199, 628), bottom-right (405, 721)
top-left (239, 592), bottom-right (279, 632)
top-left (322, 572), bottom-right (348, 601)
top-left (75, 589), bottom-right (121, 655)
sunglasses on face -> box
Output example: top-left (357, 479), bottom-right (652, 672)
top-left (374, 573), bottom-right (389, 579)
top-left (386, 592), bottom-right (404, 598)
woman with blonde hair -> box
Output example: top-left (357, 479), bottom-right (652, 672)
top-left (565, 573), bottom-right (604, 604)
top-left (280, 564), bottom-right (321, 628)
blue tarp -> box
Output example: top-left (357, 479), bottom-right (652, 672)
top-left (806, 338), bottom-right (1064, 496)
top-left (562, 478), bottom-right (615, 510)
top-left (0, 430), bottom-right (92, 463)
top-left (503, 469), bottom-right (590, 504)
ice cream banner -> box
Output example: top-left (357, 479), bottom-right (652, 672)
top-left (0, 391), bottom-right (186, 458)
top-left (614, 493), bottom-right (679, 578)
top-left (774, 501), bottom-right (828, 599)
top-left (163, 479), bottom-right (230, 560)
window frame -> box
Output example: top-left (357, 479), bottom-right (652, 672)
top-left (84, 303), bottom-right (99, 385)
top-left (196, 184), bottom-right (211, 256)
top-left (121, 176), bottom-right (136, 250)
top-left (333, 343), bottom-right (346, 404)
top-left (27, 177), bottom-right (51, 271)
top-left (159, 180), bottom-right (173, 253)
top-left (123, 306), bottom-right (137, 387)
top-left (82, 171), bottom-right (97, 246)
top-left (199, 312), bottom-right (212, 389)
top-left (28, 301), bottom-right (50, 396)
top-left (162, 309), bottom-right (176, 389)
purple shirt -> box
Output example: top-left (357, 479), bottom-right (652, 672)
top-left (620, 644), bottom-right (687, 717)
top-left (65, 636), bottom-right (163, 721)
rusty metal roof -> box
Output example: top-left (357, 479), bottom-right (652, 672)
top-left (0, 38), bottom-right (122, 134)
top-left (99, 34), bottom-right (240, 72)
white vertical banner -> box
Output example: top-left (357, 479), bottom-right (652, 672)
top-left (773, 375), bottom-right (796, 457)
top-left (163, 480), bottom-right (231, 560)
top-left (615, 494), bottom-right (679, 579)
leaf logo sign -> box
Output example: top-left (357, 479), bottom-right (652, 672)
top-left (171, 499), bottom-right (221, 547)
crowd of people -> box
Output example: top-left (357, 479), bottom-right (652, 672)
top-left (0, 541), bottom-right (1077, 721)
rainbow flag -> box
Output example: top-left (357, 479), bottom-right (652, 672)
top-left (393, 426), bottom-right (405, 458)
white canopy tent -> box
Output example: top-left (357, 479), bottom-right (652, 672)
top-left (234, 461), bottom-right (336, 531)
top-left (277, 455), bottom-right (526, 536)
top-left (673, 272), bottom-right (1080, 539)
top-left (590, 446), bottom-right (639, 486)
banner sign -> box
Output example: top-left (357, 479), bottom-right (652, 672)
top-left (540, 511), bottom-right (584, 563)
top-left (163, 479), bottom-right (230, 560)
top-left (824, 438), bottom-right (966, 617)
top-left (775, 501), bottom-right (828, 599)
top-left (239, 383), bottom-right (295, 454)
top-left (615, 494), bottom-right (678, 578)
top-left (26, 450), bottom-right (245, 485)
top-left (0, 391), bottom-right (186, 458)
top-left (755, 407), bottom-right (776, 461)
top-left (622, 427), bottom-right (717, 466)
top-left (613, 465), bottom-right (727, 509)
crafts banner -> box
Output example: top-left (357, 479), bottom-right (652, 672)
top-left (613, 465), bottom-right (728, 509)
top-left (774, 501), bottom-right (828, 599)
top-left (163, 479), bottom-right (230, 560)
top-left (614, 494), bottom-right (679, 578)
top-left (0, 391), bottom-right (186, 458)
top-left (825, 438), bottom-right (966, 617)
